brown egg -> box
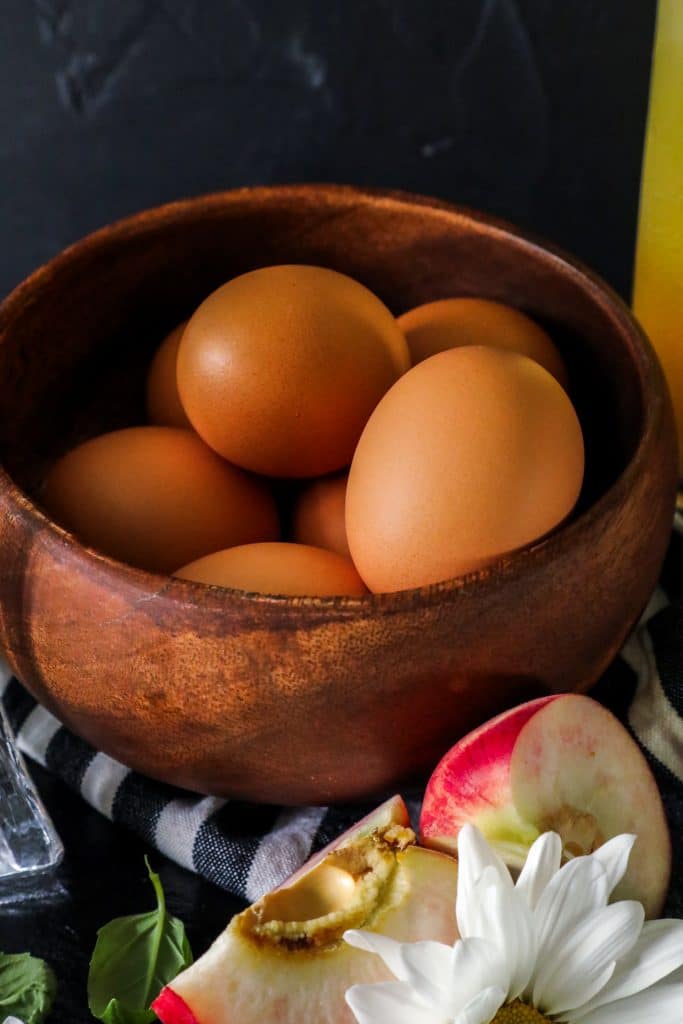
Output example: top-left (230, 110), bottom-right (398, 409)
top-left (346, 346), bottom-right (584, 592)
top-left (146, 321), bottom-right (192, 428)
top-left (177, 265), bottom-right (410, 477)
top-left (292, 473), bottom-right (350, 558)
top-left (397, 297), bottom-right (568, 387)
top-left (43, 427), bottom-right (279, 573)
top-left (175, 542), bottom-right (367, 597)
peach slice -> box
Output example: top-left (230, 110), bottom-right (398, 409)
top-left (153, 796), bottom-right (458, 1024)
top-left (281, 793), bottom-right (409, 888)
top-left (420, 694), bottom-right (671, 918)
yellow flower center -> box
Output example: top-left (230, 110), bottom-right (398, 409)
top-left (492, 1000), bottom-right (551, 1024)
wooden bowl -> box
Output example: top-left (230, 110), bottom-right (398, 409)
top-left (0, 186), bottom-right (676, 805)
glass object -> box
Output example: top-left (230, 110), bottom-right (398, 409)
top-left (633, 0), bottom-right (683, 475)
top-left (0, 696), bottom-right (63, 901)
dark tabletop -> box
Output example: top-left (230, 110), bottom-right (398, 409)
top-left (0, 1), bottom-right (656, 302)
top-left (0, 3), bottom-right (666, 1021)
top-left (0, 763), bottom-right (246, 1024)
top-left (3, 738), bottom-right (681, 1024)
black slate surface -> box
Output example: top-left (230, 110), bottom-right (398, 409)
top-left (1, 744), bottom-right (680, 1023)
top-left (0, 763), bottom-right (245, 1024)
top-left (0, 2), bottom-right (666, 1021)
top-left (1, 1), bottom-right (655, 301)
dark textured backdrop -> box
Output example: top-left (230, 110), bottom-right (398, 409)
top-left (2, 1), bottom-right (655, 301)
top-left (0, 4), bottom-right (667, 1022)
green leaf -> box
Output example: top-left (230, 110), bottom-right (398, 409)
top-left (88, 858), bottom-right (193, 1024)
top-left (0, 951), bottom-right (57, 1024)
top-left (99, 999), bottom-right (157, 1024)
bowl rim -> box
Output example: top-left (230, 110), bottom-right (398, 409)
top-left (0, 182), bottom-right (671, 612)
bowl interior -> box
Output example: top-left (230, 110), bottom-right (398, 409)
top-left (0, 187), bottom-right (643, 524)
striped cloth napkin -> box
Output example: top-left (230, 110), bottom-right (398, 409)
top-left (2, 512), bottom-right (682, 912)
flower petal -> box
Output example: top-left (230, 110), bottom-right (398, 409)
top-left (344, 930), bottom-right (408, 981)
top-left (345, 981), bottom-right (438, 1024)
top-left (447, 938), bottom-right (509, 1016)
top-left (591, 834), bottom-right (636, 895)
top-left (457, 825), bottom-right (513, 937)
top-left (575, 982), bottom-right (683, 1024)
top-left (532, 854), bottom-right (609, 956)
top-left (571, 919), bottom-right (683, 1018)
top-left (465, 867), bottom-right (536, 1000)
top-left (458, 824), bottom-right (513, 886)
top-left (453, 986), bottom-right (506, 1024)
top-left (533, 901), bottom-right (644, 1014)
top-left (516, 832), bottom-right (562, 910)
top-left (397, 941), bottom-right (454, 1010)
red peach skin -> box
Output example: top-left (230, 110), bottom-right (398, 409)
top-left (153, 987), bottom-right (199, 1024)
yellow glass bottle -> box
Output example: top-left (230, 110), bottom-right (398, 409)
top-left (633, 0), bottom-right (683, 474)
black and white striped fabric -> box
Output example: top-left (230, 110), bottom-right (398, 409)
top-left (2, 512), bottom-right (682, 912)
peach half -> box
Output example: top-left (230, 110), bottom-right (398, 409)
top-left (420, 694), bottom-right (671, 918)
top-left (153, 795), bottom-right (458, 1024)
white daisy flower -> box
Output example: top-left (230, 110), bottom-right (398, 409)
top-left (344, 824), bottom-right (683, 1024)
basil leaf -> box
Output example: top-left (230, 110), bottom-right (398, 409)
top-left (88, 858), bottom-right (193, 1024)
top-left (0, 951), bottom-right (57, 1024)
top-left (99, 999), bottom-right (157, 1024)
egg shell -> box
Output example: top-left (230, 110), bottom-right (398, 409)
top-left (177, 264), bottom-right (410, 477)
top-left (292, 472), bottom-right (350, 558)
top-left (146, 321), bottom-right (192, 429)
top-left (175, 542), bottom-right (368, 597)
top-left (346, 346), bottom-right (585, 593)
top-left (43, 426), bottom-right (279, 573)
top-left (397, 297), bottom-right (568, 387)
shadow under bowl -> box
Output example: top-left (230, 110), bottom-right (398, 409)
top-left (0, 185), bottom-right (677, 805)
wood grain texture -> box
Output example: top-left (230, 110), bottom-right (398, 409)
top-left (0, 185), bottom-right (677, 804)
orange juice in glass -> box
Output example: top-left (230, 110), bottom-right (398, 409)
top-left (633, 0), bottom-right (683, 474)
